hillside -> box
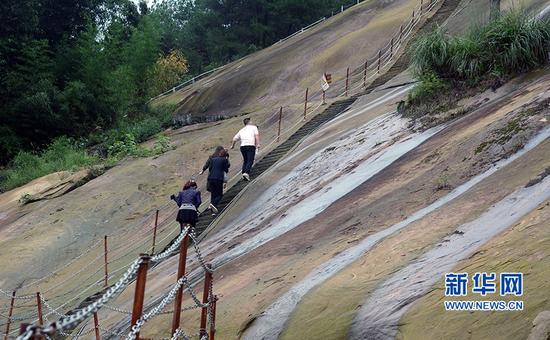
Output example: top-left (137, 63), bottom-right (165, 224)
top-left (156, 0), bottom-right (424, 119)
top-left (2, 0), bottom-right (550, 339)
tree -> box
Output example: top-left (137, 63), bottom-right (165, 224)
top-left (146, 50), bottom-right (189, 97)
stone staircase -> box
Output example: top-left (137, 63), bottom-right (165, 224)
top-left (194, 97), bottom-right (357, 236)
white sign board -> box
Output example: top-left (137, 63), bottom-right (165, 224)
top-left (321, 74), bottom-right (330, 91)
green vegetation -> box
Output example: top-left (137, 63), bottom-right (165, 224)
top-left (157, 0), bottom-right (352, 73)
top-left (404, 11), bottom-right (550, 111)
top-left (475, 110), bottom-right (530, 154)
top-left (0, 0), bottom-right (187, 164)
top-left (435, 171), bottom-right (451, 191)
top-left (0, 130), bottom-right (174, 192)
top-left (0, 104), bottom-right (176, 192)
top-left (1, 0), bottom-right (352, 191)
top-left (1, 137), bottom-right (97, 191)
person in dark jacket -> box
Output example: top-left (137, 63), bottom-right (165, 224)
top-left (199, 146), bottom-right (224, 176)
top-left (170, 180), bottom-right (202, 230)
top-left (206, 148), bottom-right (230, 214)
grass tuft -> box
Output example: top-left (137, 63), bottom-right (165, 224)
top-left (405, 10), bottom-right (550, 113)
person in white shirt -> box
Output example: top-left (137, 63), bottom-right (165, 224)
top-left (230, 118), bottom-right (260, 181)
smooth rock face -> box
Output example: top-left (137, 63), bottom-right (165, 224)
top-left (528, 311), bottom-right (550, 340)
top-left (0, 170), bottom-right (91, 206)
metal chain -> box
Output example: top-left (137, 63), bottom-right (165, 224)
top-left (0, 310), bottom-right (38, 322)
top-left (151, 227), bottom-right (189, 262)
top-left (17, 258), bottom-right (143, 340)
top-left (157, 304), bottom-right (202, 315)
top-left (189, 229), bottom-right (213, 273)
top-left (126, 276), bottom-right (190, 340)
top-left (99, 325), bottom-right (126, 337)
top-left (126, 259), bottom-right (215, 340)
top-left (170, 328), bottom-right (190, 340)
top-left (102, 304), bottom-right (132, 315)
top-left (17, 228), bottom-right (191, 340)
top-left (40, 295), bottom-right (66, 318)
top-left (0, 289), bottom-right (34, 300)
top-left (20, 239), bottom-right (103, 290)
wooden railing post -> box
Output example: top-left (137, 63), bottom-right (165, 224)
top-left (131, 255), bottom-right (150, 340)
top-left (171, 232), bottom-right (190, 335)
top-left (303, 88), bottom-right (309, 120)
top-left (390, 38), bottom-right (394, 59)
top-left (199, 264), bottom-right (213, 338)
top-left (277, 107), bottom-right (283, 141)
top-left (93, 312), bottom-right (101, 340)
top-left (104, 235), bottom-right (108, 287)
top-left (399, 25), bottom-right (404, 43)
top-left (345, 67), bottom-right (350, 96)
top-left (4, 291), bottom-right (15, 340)
top-left (36, 293), bottom-right (43, 327)
top-left (151, 210), bottom-right (159, 254)
top-left (420, 0), bottom-right (424, 13)
top-left (377, 50), bottom-right (382, 73)
top-left (209, 295), bottom-right (218, 340)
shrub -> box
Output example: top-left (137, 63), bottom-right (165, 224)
top-left (449, 35), bottom-right (488, 81)
top-left (107, 133), bottom-right (146, 159)
top-left (1, 137), bottom-right (96, 192)
top-left (152, 134), bottom-right (172, 155)
top-left (410, 28), bottom-right (454, 78)
top-left (128, 117), bottom-right (163, 143)
top-left (407, 10), bottom-right (550, 108)
top-left (408, 72), bottom-right (448, 104)
top-left (483, 11), bottom-right (550, 72)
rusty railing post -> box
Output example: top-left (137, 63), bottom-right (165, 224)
top-left (420, 0), bottom-right (424, 13)
top-left (377, 50), bottom-right (382, 73)
top-left (399, 25), bottom-right (404, 44)
top-left (412, 9), bottom-right (415, 24)
top-left (209, 295), bottom-right (218, 340)
top-left (390, 38), bottom-right (394, 59)
top-left (131, 254), bottom-right (150, 340)
top-left (171, 232), bottom-right (190, 335)
top-left (104, 235), bottom-right (108, 288)
top-left (303, 88), bottom-right (309, 120)
top-left (277, 107), bottom-right (283, 142)
top-left (345, 67), bottom-right (350, 96)
top-left (151, 209), bottom-right (159, 254)
top-left (36, 293), bottom-right (43, 327)
top-left (93, 312), bottom-right (101, 340)
top-left (199, 264), bottom-right (213, 338)
top-left (363, 60), bottom-right (368, 88)
top-left (4, 290), bottom-right (15, 340)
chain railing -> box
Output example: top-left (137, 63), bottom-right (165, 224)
top-left (15, 226), bottom-right (218, 340)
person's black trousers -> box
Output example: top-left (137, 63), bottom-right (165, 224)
top-left (240, 145), bottom-right (256, 174)
top-left (208, 179), bottom-right (224, 207)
